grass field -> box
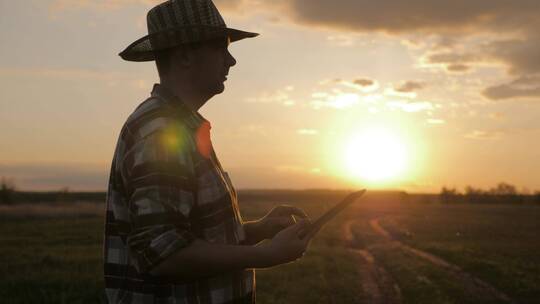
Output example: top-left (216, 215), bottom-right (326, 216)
top-left (0, 191), bottom-right (538, 303)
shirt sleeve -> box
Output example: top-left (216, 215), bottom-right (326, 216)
top-left (120, 117), bottom-right (198, 274)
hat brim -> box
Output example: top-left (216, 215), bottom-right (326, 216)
top-left (119, 26), bottom-right (259, 62)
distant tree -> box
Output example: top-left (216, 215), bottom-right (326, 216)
top-left (465, 185), bottom-right (484, 196)
top-left (440, 186), bottom-right (459, 203)
top-left (0, 177), bottom-right (16, 205)
top-left (535, 191), bottom-right (540, 204)
top-left (464, 185), bottom-right (486, 203)
top-left (57, 186), bottom-right (70, 202)
top-left (444, 183), bottom-right (528, 204)
top-left (490, 182), bottom-right (523, 203)
top-left (489, 182), bottom-right (517, 196)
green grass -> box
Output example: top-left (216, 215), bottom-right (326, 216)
top-left (0, 194), bottom-right (362, 303)
top-left (242, 197), bottom-right (365, 303)
top-left (0, 217), bottom-right (105, 303)
top-left (0, 192), bottom-right (539, 303)
top-left (383, 203), bottom-right (540, 304)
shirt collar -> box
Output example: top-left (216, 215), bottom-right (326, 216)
top-left (151, 83), bottom-right (209, 130)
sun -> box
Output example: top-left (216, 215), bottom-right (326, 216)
top-left (344, 128), bottom-right (408, 182)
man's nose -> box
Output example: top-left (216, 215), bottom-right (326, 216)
top-left (226, 50), bottom-right (237, 67)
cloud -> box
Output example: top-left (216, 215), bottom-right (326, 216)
top-left (49, 0), bottom-right (159, 13)
top-left (297, 129), bottom-right (318, 135)
top-left (264, 0), bottom-right (540, 93)
top-left (489, 112), bottom-right (505, 120)
top-left (50, 0), bottom-right (539, 83)
top-left (67, 0), bottom-right (537, 39)
top-left (245, 86), bottom-right (295, 106)
top-left (427, 118), bottom-right (446, 124)
top-left (386, 100), bottom-right (434, 113)
top-left (285, 0), bottom-right (540, 33)
top-left (215, 0), bottom-right (246, 10)
top-left (464, 130), bottom-right (504, 140)
top-left (49, 0), bottom-right (540, 81)
top-left (415, 32), bottom-right (540, 76)
top-left (340, 78), bottom-right (379, 92)
top-left (422, 51), bottom-right (483, 73)
top-left (482, 75), bottom-right (540, 100)
top-left (394, 81), bottom-right (426, 93)
top-left (326, 34), bottom-right (356, 47)
top-left (353, 78), bottom-right (375, 87)
top-left (49, 0), bottom-right (243, 14)
top-left (487, 33), bottom-right (540, 75)
top-left (446, 64), bottom-right (472, 72)
top-left (311, 92), bottom-right (360, 109)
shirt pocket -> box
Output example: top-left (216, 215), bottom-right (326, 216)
top-left (197, 168), bottom-right (229, 206)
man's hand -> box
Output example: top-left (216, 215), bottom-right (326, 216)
top-left (149, 220), bottom-right (314, 279)
top-left (258, 205), bottom-right (310, 240)
top-left (263, 219), bottom-right (312, 266)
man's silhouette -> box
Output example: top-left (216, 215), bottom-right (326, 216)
top-left (104, 1), bottom-right (312, 303)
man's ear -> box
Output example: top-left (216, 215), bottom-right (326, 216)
top-left (175, 48), bottom-right (194, 68)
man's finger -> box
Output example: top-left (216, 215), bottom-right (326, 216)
top-left (290, 207), bottom-right (309, 219)
top-left (290, 214), bottom-right (298, 224)
top-left (292, 219), bottom-right (310, 233)
top-left (279, 220), bottom-right (304, 236)
top-left (277, 205), bottom-right (309, 219)
top-left (276, 216), bottom-right (295, 227)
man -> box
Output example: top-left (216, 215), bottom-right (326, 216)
top-left (104, 0), bottom-right (312, 303)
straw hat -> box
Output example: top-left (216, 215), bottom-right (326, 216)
top-left (119, 0), bottom-right (259, 62)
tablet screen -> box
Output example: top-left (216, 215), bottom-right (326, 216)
top-left (300, 189), bottom-right (366, 239)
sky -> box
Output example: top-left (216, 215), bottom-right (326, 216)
top-left (1, 0), bottom-right (539, 192)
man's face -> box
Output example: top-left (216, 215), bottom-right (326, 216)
top-left (187, 37), bottom-right (237, 96)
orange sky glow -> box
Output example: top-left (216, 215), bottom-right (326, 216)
top-left (1, 0), bottom-right (539, 193)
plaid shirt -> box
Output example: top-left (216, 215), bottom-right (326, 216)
top-left (104, 84), bottom-right (255, 303)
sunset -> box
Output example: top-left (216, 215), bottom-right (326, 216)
top-left (1, 0), bottom-right (539, 192)
top-left (1, 1), bottom-right (539, 303)
top-left (343, 127), bottom-right (408, 182)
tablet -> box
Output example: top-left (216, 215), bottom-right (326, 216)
top-left (299, 189), bottom-right (366, 239)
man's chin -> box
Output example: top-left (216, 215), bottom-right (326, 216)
top-left (214, 84), bottom-right (225, 94)
top-left (203, 83), bottom-right (225, 97)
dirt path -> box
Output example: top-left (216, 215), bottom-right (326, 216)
top-left (369, 218), bottom-right (515, 303)
top-left (343, 220), bottom-right (402, 304)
